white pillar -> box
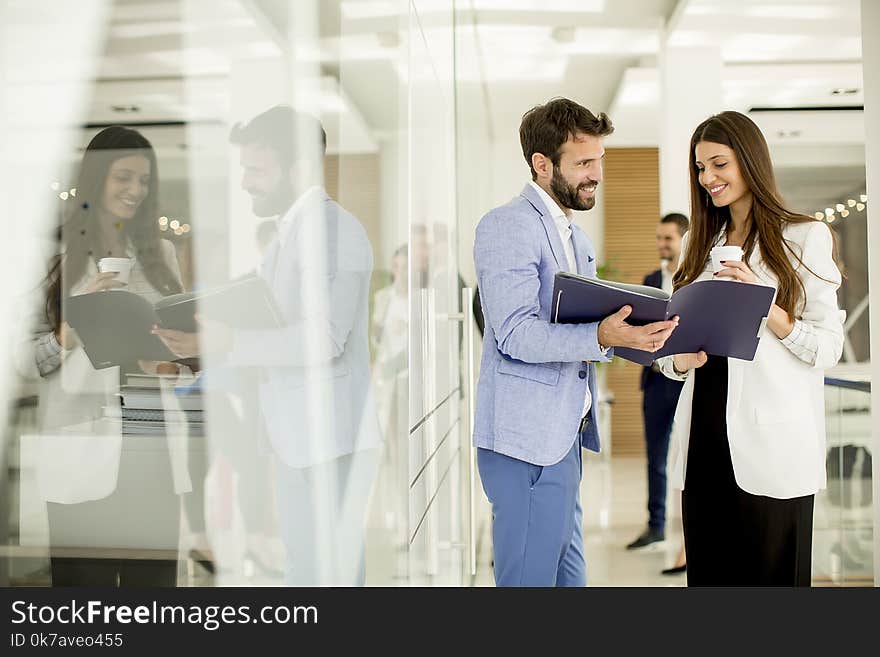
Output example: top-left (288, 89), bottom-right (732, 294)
top-left (659, 46), bottom-right (724, 217)
top-left (860, 0), bottom-right (880, 586)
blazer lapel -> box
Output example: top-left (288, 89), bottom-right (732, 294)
top-left (571, 227), bottom-right (594, 277)
top-left (520, 183), bottom-right (567, 271)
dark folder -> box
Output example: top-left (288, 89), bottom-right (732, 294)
top-left (550, 272), bottom-right (776, 366)
top-left (64, 275), bottom-right (282, 369)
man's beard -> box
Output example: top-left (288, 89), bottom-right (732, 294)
top-left (550, 168), bottom-right (596, 212)
top-left (251, 178), bottom-right (296, 217)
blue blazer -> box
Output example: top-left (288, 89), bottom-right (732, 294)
top-left (472, 183), bottom-right (612, 466)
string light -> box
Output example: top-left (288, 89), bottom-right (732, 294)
top-left (815, 193), bottom-right (867, 223)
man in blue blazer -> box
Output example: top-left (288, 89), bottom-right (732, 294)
top-left (473, 98), bottom-right (679, 586)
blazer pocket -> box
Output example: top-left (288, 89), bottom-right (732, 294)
top-left (497, 359), bottom-right (560, 386)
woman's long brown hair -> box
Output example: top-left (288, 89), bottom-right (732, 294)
top-left (673, 111), bottom-right (842, 320)
top-left (45, 126), bottom-right (182, 330)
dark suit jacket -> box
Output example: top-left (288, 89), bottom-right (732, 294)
top-left (640, 269), bottom-right (663, 391)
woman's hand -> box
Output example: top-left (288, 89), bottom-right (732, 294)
top-left (54, 321), bottom-right (78, 349)
top-left (86, 271), bottom-right (126, 293)
top-left (673, 351), bottom-right (708, 374)
top-left (766, 304), bottom-right (796, 340)
top-left (714, 260), bottom-right (757, 283)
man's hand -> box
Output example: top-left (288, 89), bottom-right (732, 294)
top-left (673, 351), bottom-right (708, 373)
top-left (151, 327), bottom-right (200, 359)
top-left (151, 315), bottom-right (232, 359)
top-left (137, 359), bottom-right (182, 376)
top-left (597, 306), bottom-right (678, 353)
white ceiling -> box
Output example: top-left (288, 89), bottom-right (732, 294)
top-left (67, 0), bottom-right (867, 144)
top-left (11, 0), bottom-right (867, 214)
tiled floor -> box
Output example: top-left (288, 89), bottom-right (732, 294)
top-left (472, 451), bottom-right (875, 587)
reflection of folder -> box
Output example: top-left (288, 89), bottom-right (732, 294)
top-left (550, 272), bottom-right (776, 366)
top-left (64, 275), bottom-right (282, 369)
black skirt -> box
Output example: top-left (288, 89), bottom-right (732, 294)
top-left (682, 355), bottom-right (814, 586)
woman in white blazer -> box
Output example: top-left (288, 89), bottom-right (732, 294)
top-left (24, 126), bottom-right (186, 586)
top-left (658, 111), bottom-right (844, 586)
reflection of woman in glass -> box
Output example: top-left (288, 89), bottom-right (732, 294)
top-left (658, 111), bottom-right (844, 586)
top-left (25, 126), bottom-right (185, 586)
top-left (42, 126), bottom-right (182, 364)
top-left (371, 244), bottom-right (408, 436)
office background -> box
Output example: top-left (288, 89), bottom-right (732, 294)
top-left (0, 0), bottom-right (877, 586)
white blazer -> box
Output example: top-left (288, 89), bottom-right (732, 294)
top-left (658, 220), bottom-right (844, 499)
top-left (16, 239), bottom-right (192, 504)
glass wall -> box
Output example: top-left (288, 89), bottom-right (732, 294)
top-left (1, 0), bottom-right (875, 589)
top-left (1, 0), bottom-right (477, 587)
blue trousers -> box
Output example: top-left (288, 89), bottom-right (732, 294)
top-left (477, 440), bottom-right (585, 587)
top-left (642, 372), bottom-right (684, 531)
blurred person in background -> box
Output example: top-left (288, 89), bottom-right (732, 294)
top-left (626, 213), bottom-right (688, 576)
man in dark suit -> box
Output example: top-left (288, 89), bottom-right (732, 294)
top-left (627, 213), bottom-right (689, 551)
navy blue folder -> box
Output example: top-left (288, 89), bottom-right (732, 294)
top-left (550, 272), bottom-right (776, 366)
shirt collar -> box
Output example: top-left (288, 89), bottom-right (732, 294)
top-left (277, 185), bottom-right (325, 247)
top-left (529, 181), bottom-right (569, 224)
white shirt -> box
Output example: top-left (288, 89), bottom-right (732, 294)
top-left (660, 260), bottom-right (674, 295)
top-left (276, 185), bottom-right (324, 249)
top-left (529, 181), bottom-right (592, 420)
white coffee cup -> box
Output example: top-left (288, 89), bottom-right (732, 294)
top-left (97, 257), bottom-right (132, 285)
top-left (710, 245), bottom-right (744, 277)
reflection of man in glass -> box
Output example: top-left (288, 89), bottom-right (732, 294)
top-left (255, 219), bottom-right (278, 258)
top-left (155, 106), bottom-right (381, 585)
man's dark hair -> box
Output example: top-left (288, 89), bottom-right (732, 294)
top-left (660, 212), bottom-right (689, 236)
top-left (519, 98), bottom-right (614, 180)
top-left (229, 105), bottom-right (327, 169)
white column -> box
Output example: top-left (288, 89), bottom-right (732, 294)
top-left (860, 0), bottom-right (880, 586)
top-left (659, 45), bottom-right (724, 217)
